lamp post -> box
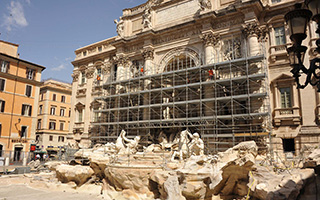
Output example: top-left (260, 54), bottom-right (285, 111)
top-left (285, 1), bottom-right (320, 91)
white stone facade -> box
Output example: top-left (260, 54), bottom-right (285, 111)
top-left (69, 0), bottom-right (320, 155)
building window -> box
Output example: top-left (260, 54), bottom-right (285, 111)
top-left (58, 136), bottom-right (65, 142)
top-left (41, 93), bottom-right (44, 101)
top-left (39, 105), bottom-right (43, 114)
top-left (81, 71), bottom-right (86, 84)
top-left (0, 60), bottom-right (9, 73)
top-left (52, 94), bottom-right (56, 101)
top-left (49, 121), bottom-right (56, 130)
top-left (272, 0), bottom-right (281, 3)
top-left (83, 51), bottom-right (87, 56)
top-left (25, 85), bottom-right (32, 97)
top-left (21, 126), bottom-right (27, 138)
top-left (0, 124), bottom-right (2, 137)
top-left (21, 104), bottom-right (32, 116)
top-left (37, 119), bottom-right (41, 129)
top-left (49, 135), bottom-right (53, 141)
top-left (59, 122), bottom-right (64, 131)
top-left (26, 68), bottom-right (35, 80)
top-left (78, 109), bottom-right (83, 122)
top-left (98, 46), bottom-right (102, 52)
top-left (0, 100), bottom-right (5, 112)
top-left (61, 95), bottom-right (65, 103)
top-left (0, 79), bottom-right (5, 91)
top-left (280, 87), bottom-right (292, 108)
top-left (60, 108), bottom-right (65, 116)
top-left (50, 107), bottom-right (56, 115)
top-left (274, 26), bottom-right (286, 45)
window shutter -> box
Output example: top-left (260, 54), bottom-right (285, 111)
top-left (21, 105), bottom-right (25, 115)
top-left (28, 106), bottom-right (32, 116)
top-left (0, 79), bottom-right (4, 91)
top-left (1, 101), bottom-right (5, 112)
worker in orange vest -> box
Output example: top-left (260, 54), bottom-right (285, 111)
top-left (208, 69), bottom-right (214, 80)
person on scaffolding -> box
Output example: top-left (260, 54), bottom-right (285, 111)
top-left (140, 66), bottom-right (144, 76)
top-left (208, 69), bottom-right (214, 80)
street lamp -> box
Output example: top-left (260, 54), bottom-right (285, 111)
top-left (285, 2), bottom-right (320, 91)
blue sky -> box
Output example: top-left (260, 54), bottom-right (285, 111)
top-left (0, 0), bottom-right (146, 83)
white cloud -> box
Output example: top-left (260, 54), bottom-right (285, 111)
top-left (3, 1), bottom-right (28, 31)
top-left (51, 64), bottom-right (66, 71)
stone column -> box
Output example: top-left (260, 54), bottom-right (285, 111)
top-left (115, 55), bottom-right (128, 82)
top-left (200, 32), bottom-right (220, 65)
top-left (83, 67), bottom-right (95, 147)
top-left (68, 71), bottom-right (80, 144)
top-left (274, 83), bottom-right (279, 109)
top-left (242, 22), bottom-right (262, 57)
top-left (142, 48), bottom-right (154, 120)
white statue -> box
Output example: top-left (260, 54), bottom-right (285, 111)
top-left (114, 17), bottom-right (124, 37)
top-left (171, 130), bottom-right (191, 161)
top-left (163, 97), bottom-right (170, 119)
top-left (142, 8), bottom-right (152, 29)
top-left (198, 0), bottom-right (211, 10)
top-left (115, 130), bottom-right (141, 154)
top-left (171, 130), bottom-right (204, 161)
top-left (188, 132), bottom-right (204, 156)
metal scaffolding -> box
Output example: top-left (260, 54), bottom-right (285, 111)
top-left (90, 37), bottom-right (271, 153)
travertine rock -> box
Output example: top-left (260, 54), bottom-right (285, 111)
top-left (249, 166), bottom-right (315, 200)
top-left (56, 164), bottom-right (94, 186)
top-left (104, 166), bottom-right (161, 194)
top-left (44, 161), bottom-right (65, 171)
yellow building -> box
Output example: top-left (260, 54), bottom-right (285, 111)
top-left (0, 40), bottom-right (45, 161)
top-left (36, 79), bottom-right (71, 156)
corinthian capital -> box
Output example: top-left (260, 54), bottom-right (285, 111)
top-left (71, 71), bottom-right (80, 82)
top-left (200, 32), bottom-right (220, 47)
top-left (142, 48), bottom-right (154, 60)
top-left (86, 68), bottom-right (95, 79)
top-left (242, 22), bottom-right (260, 38)
top-left (113, 55), bottom-right (129, 66)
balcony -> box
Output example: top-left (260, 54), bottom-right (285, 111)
top-left (269, 44), bottom-right (289, 63)
top-left (274, 107), bottom-right (301, 126)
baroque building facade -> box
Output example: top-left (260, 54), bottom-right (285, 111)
top-left (70, 0), bottom-right (320, 155)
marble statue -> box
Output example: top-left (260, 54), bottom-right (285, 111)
top-left (114, 17), bottom-right (124, 37)
top-left (171, 130), bottom-right (205, 160)
top-left (142, 8), bottom-right (152, 29)
top-left (188, 132), bottom-right (204, 156)
top-left (198, 0), bottom-right (211, 10)
top-left (115, 130), bottom-right (141, 154)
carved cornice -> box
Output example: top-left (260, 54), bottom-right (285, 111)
top-left (142, 48), bottom-right (154, 60)
top-left (200, 32), bottom-right (220, 47)
top-left (72, 71), bottom-right (80, 82)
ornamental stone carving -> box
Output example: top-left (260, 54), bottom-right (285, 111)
top-left (72, 71), bottom-right (80, 82)
top-left (200, 32), bottom-right (220, 47)
top-left (242, 22), bottom-right (259, 38)
top-left (114, 17), bottom-right (124, 37)
top-left (198, 0), bottom-right (211, 11)
top-left (242, 22), bottom-right (268, 41)
top-left (114, 55), bottom-right (129, 66)
top-left (142, 8), bottom-right (152, 29)
top-left (86, 68), bottom-right (95, 79)
top-left (142, 48), bottom-right (154, 60)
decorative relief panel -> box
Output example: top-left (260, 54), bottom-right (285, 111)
top-left (72, 71), bottom-right (80, 82)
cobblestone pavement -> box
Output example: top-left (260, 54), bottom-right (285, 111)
top-left (0, 185), bottom-right (104, 200)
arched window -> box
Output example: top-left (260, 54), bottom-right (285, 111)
top-left (165, 54), bottom-right (196, 72)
